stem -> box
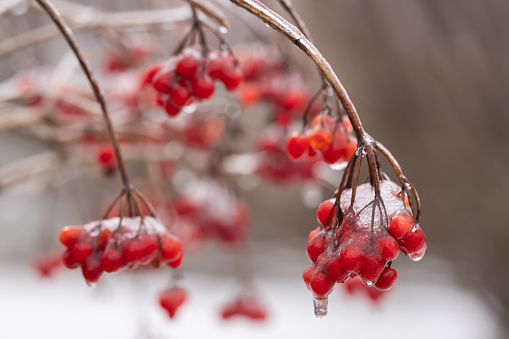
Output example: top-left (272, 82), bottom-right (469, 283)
top-left (35, 0), bottom-right (130, 188)
top-left (228, 0), bottom-right (366, 141)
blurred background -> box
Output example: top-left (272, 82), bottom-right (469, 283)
top-left (0, 0), bottom-right (508, 338)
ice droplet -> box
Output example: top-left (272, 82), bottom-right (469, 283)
top-left (313, 297), bottom-right (328, 319)
top-left (364, 280), bottom-right (374, 287)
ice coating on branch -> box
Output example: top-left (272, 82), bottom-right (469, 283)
top-left (313, 297), bottom-right (328, 319)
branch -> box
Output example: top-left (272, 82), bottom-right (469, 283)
top-left (0, 6), bottom-right (192, 58)
top-left (228, 0), bottom-right (366, 141)
top-left (35, 0), bottom-right (131, 188)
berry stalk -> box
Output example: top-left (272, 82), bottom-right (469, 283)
top-left (35, 0), bottom-right (131, 188)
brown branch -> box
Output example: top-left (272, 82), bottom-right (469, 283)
top-left (35, 0), bottom-right (131, 188)
top-left (0, 7), bottom-right (192, 57)
top-left (228, 0), bottom-right (366, 141)
top-left (183, 0), bottom-right (230, 32)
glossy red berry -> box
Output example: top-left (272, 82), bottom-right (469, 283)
top-left (71, 242), bottom-right (93, 264)
top-left (338, 246), bottom-right (365, 273)
top-left (161, 236), bottom-right (182, 262)
top-left (164, 101), bottom-right (182, 117)
top-left (309, 271), bottom-right (334, 297)
top-left (63, 250), bottom-right (79, 269)
top-left (375, 236), bottom-right (400, 262)
top-left (399, 225), bottom-right (427, 255)
top-left (308, 129), bottom-right (332, 150)
top-left (176, 54), bottom-right (199, 79)
top-left (306, 236), bottom-right (327, 263)
top-left (191, 75), bottom-right (215, 99)
top-left (388, 213), bottom-right (414, 240)
top-left (221, 68), bottom-right (243, 91)
top-left (374, 267), bottom-right (397, 291)
top-left (122, 239), bottom-right (144, 264)
top-left (316, 199), bottom-right (335, 227)
top-left (170, 85), bottom-right (190, 106)
top-left (286, 134), bottom-right (308, 160)
top-left (81, 255), bottom-right (103, 284)
top-left (159, 287), bottom-right (187, 319)
top-left (359, 254), bottom-right (385, 283)
top-left (59, 226), bottom-right (82, 249)
top-left (101, 249), bottom-right (125, 273)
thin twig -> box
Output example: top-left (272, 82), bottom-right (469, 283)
top-left (35, 0), bottom-right (131, 188)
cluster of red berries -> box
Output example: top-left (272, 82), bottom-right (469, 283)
top-left (158, 287), bottom-right (187, 319)
top-left (172, 184), bottom-right (250, 245)
top-left (236, 44), bottom-right (312, 127)
top-left (59, 217), bottom-right (183, 284)
top-left (143, 48), bottom-right (243, 118)
top-left (255, 129), bottom-right (317, 184)
top-left (286, 115), bottom-right (357, 165)
top-left (303, 180), bottom-right (426, 316)
top-left (220, 296), bottom-right (267, 322)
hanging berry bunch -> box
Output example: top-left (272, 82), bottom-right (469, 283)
top-left (59, 188), bottom-right (183, 284)
top-left (143, 6), bottom-right (243, 118)
top-left (172, 177), bottom-right (250, 246)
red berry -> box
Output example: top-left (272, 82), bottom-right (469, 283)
top-left (164, 101), bottom-right (182, 117)
top-left (221, 68), bottom-right (243, 91)
top-left (341, 140), bottom-right (357, 161)
top-left (97, 145), bottom-right (116, 167)
top-left (62, 250), bottom-right (79, 269)
top-left (374, 267), bottom-right (397, 291)
top-left (316, 199), bottom-right (335, 227)
top-left (153, 72), bottom-right (173, 93)
top-left (138, 236), bottom-right (159, 264)
top-left (338, 246), bottom-right (365, 273)
top-left (285, 134), bottom-right (308, 160)
top-left (191, 76), bottom-right (215, 99)
top-left (303, 266), bottom-right (314, 289)
top-left (98, 230), bottom-right (112, 251)
top-left (399, 225), bottom-right (427, 255)
top-left (238, 83), bottom-right (261, 105)
top-left (59, 226), bottom-right (82, 249)
top-left (309, 271), bottom-right (334, 297)
top-left (281, 89), bottom-right (306, 111)
top-left (321, 144), bottom-right (344, 164)
top-left (71, 242), bottom-right (93, 264)
top-left (306, 236), bottom-right (327, 262)
top-left (375, 236), bottom-right (400, 262)
top-left (308, 129), bottom-right (332, 150)
top-left (324, 255), bottom-right (348, 283)
top-left (167, 251), bottom-right (183, 269)
top-left (307, 227), bottom-right (321, 242)
top-left (170, 85), bottom-right (190, 106)
top-left (142, 63), bottom-right (163, 86)
top-left (359, 254), bottom-right (385, 283)
top-left (122, 239), bottom-right (144, 264)
top-left (176, 54), bottom-right (199, 79)
top-left (101, 249), bottom-right (125, 273)
top-left (388, 213), bottom-right (414, 240)
top-left (159, 287), bottom-right (187, 319)
top-left (81, 255), bottom-right (103, 284)
top-left (161, 236), bottom-right (182, 262)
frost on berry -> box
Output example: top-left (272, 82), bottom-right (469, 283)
top-left (59, 216), bottom-right (183, 285)
top-left (303, 180), bottom-right (426, 317)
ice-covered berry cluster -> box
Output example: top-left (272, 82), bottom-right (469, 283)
top-left (59, 217), bottom-right (182, 284)
top-left (303, 180), bottom-right (427, 317)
